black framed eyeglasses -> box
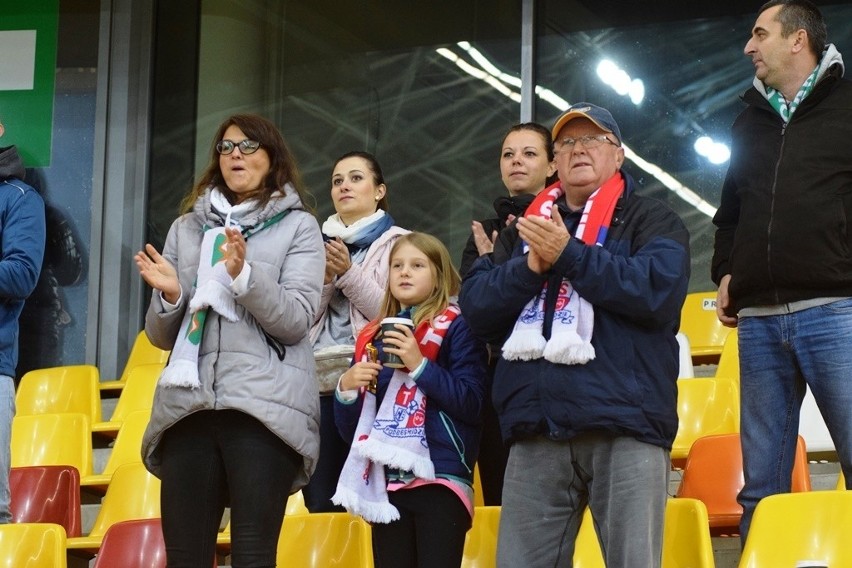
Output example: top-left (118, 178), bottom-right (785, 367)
top-left (216, 139), bottom-right (261, 155)
top-left (557, 134), bottom-right (619, 150)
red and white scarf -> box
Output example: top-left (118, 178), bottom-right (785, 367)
top-left (501, 173), bottom-right (624, 365)
top-left (332, 305), bottom-right (460, 523)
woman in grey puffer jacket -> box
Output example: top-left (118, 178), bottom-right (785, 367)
top-left (135, 114), bottom-right (324, 567)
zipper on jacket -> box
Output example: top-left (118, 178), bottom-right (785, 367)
top-left (766, 120), bottom-right (788, 304)
top-left (439, 411), bottom-right (472, 475)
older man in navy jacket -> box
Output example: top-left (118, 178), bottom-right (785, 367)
top-left (460, 102), bottom-right (689, 568)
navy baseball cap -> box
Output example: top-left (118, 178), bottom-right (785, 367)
top-left (551, 102), bottom-right (622, 145)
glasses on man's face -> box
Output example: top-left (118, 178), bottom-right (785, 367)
top-left (557, 134), bottom-right (619, 151)
top-left (216, 139), bottom-right (261, 155)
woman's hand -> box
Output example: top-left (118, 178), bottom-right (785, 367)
top-left (471, 221), bottom-right (497, 256)
top-left (325, 237), bottom-right (352, 282)
top-left (134, 244), bottom-right (180, 304)
top-left (224, 227), bottom-right (246, 279)
top-left (340, 361), bottom-right (382, 391)
top-left (382, 324), bottom-right (424, 371)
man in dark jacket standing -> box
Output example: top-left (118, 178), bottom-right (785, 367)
top-left (460, 102), bottom-right (689, 568)
top-left (712, 0), bottom-right (852, 544)
top-left (0, 118), bottom-right (46, 523)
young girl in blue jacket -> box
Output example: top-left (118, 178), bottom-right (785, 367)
top-left (333, 232), bottom-right (486, 568)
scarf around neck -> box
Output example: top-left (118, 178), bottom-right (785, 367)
top-left (501, 173), bottom-right (624, 365)
top-left (322, 209), bottom-right (395, 252)
top-left (332, 305), bottom-right (461, 523)
top-left (157, 188), bottom-right (291, 388)
top-left (758, 43), bottom-right (845, 123)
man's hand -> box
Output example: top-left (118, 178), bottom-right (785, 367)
top-left (518, 207), bottom-right (570, 274)
top-left (716, 274), bottom-right (738, 328)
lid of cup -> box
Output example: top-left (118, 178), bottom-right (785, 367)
top-left (381, 317), bottom-right (414, 325)
top-left (795, 561), bottom-right (828, 568)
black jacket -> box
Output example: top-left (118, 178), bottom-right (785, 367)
top-left (460, 193), bottom-right (536, 277)
top-left (460, 172), bottom-right (690, 449)
top-left (712, 64), bottom-right (852, 310)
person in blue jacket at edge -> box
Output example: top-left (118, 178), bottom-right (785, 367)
top-left (459, 102), bottom-right (690, 568)
top-left (0, 117), bottom-right (47, 524)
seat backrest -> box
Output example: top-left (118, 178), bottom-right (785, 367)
top-left (738, 490), bottom-right (852, 567)
top-left (676, 433), bottom-right (810, 534)
top-left (461, 506), bottom-right (501, 568)
top-left (276, 513), bottom-right (371, 568)
top-left (0, 523), bottom-right (67, 567)
top-left (116, 331), bottom-right (170, 384)
top-left (671, 377), bottom-right (740, 467)
top-left (86, 462), bottom-right (161, 539)
top-left (662, 497), bottom-right (715, 568)
top-left (90, 410), bottom-right (151, 483)
top-left (106, 365), bottom-right (161, 424)
top-left (573, 507), bottom-right (605, 568)
top-left (16, 364), bottom-right (101, 423)
top-left (285, 489), bottom-right (308, 516)
top-left (92, 518), bottom-right (166, 568)
top-left (574, 499), bottom-right (714, 568)
top-left (679, 292), bottom-right (732, 361)
top-left (11, 413), bottom-right (93, 477)
top-left (9, 465), bottom-right (82, 537)
top-left (713, 328), bottom-right (739, 380)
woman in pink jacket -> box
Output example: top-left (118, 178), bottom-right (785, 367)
top-left (304, 151), bottom-right (409, 512)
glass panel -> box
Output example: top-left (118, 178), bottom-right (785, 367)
top-left (169, 0), bottom-right (524, 262)
top-left (538, 2), bottom-right (852, 292)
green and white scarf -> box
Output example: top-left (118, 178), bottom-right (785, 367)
top-left (765, 64), bottom-right (819, 123)
top-left (158, 189), bottom-right (290, 389)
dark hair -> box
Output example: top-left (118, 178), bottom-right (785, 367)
top-left (502, 122), bottom-right (555, 162)
top-left (332, 151), bottom-right (389, 211)
top-left (759, 0), bottom-right (826, 57)
top-left (181, 114), bottom-right (314, 214)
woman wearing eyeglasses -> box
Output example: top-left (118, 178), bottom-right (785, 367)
top-left (135, 114), bottom-right (324, 567)
top-left (302, 151), bottom-right (409, 513)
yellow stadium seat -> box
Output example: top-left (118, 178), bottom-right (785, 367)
top-left (738, 491), bottom-right (852, 567)
top-left (837, 471), bottom-right (846, 490)
top-left (573, 508), bottom-right (604, 568)
top-left (67, 462), bottom-right (161, 555)
top-left (462, 506), bottom-right (500, 568)
top-left (0, 523), bottom-right (67, 568)
top-left (285, 490), bottom-right (309, 516)
top-left (82, 410), bottom-right (151, 492)
top-left (92, 364), bottom-right (162, 435)
top-left (575, 498), bottom-right (714, 568)
top-left (713, 328), bottom-right (739, 380)
top-left (679, 291), bottom-right (733, 364)
top-left (16, 364), bottom-right (101, 424)
top-left (275, 513), bottom-right (372, 568)
top-left (11, 413), bottom-right (93, 477)
top-left (662, 498), bottom-right (715, 568)
top-left (100, 330), bottom-right (170, 394)
top-left (671, 377), bottom-right (739, 468)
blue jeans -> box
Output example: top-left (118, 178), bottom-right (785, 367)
top-left (0, 375), bottom-right (15, 524)
top-left (738, 299), bottom-right (852, 543)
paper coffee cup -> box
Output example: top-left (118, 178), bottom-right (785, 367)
top-left (380, 317), bottom-right (414, 368)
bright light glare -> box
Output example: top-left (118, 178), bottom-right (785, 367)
top-left (629, 79), bottom-right (644, 105)
top-left (694, 136), bottom-right (730, 164)
top-left (597, 59), bottom-right (644, 106)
